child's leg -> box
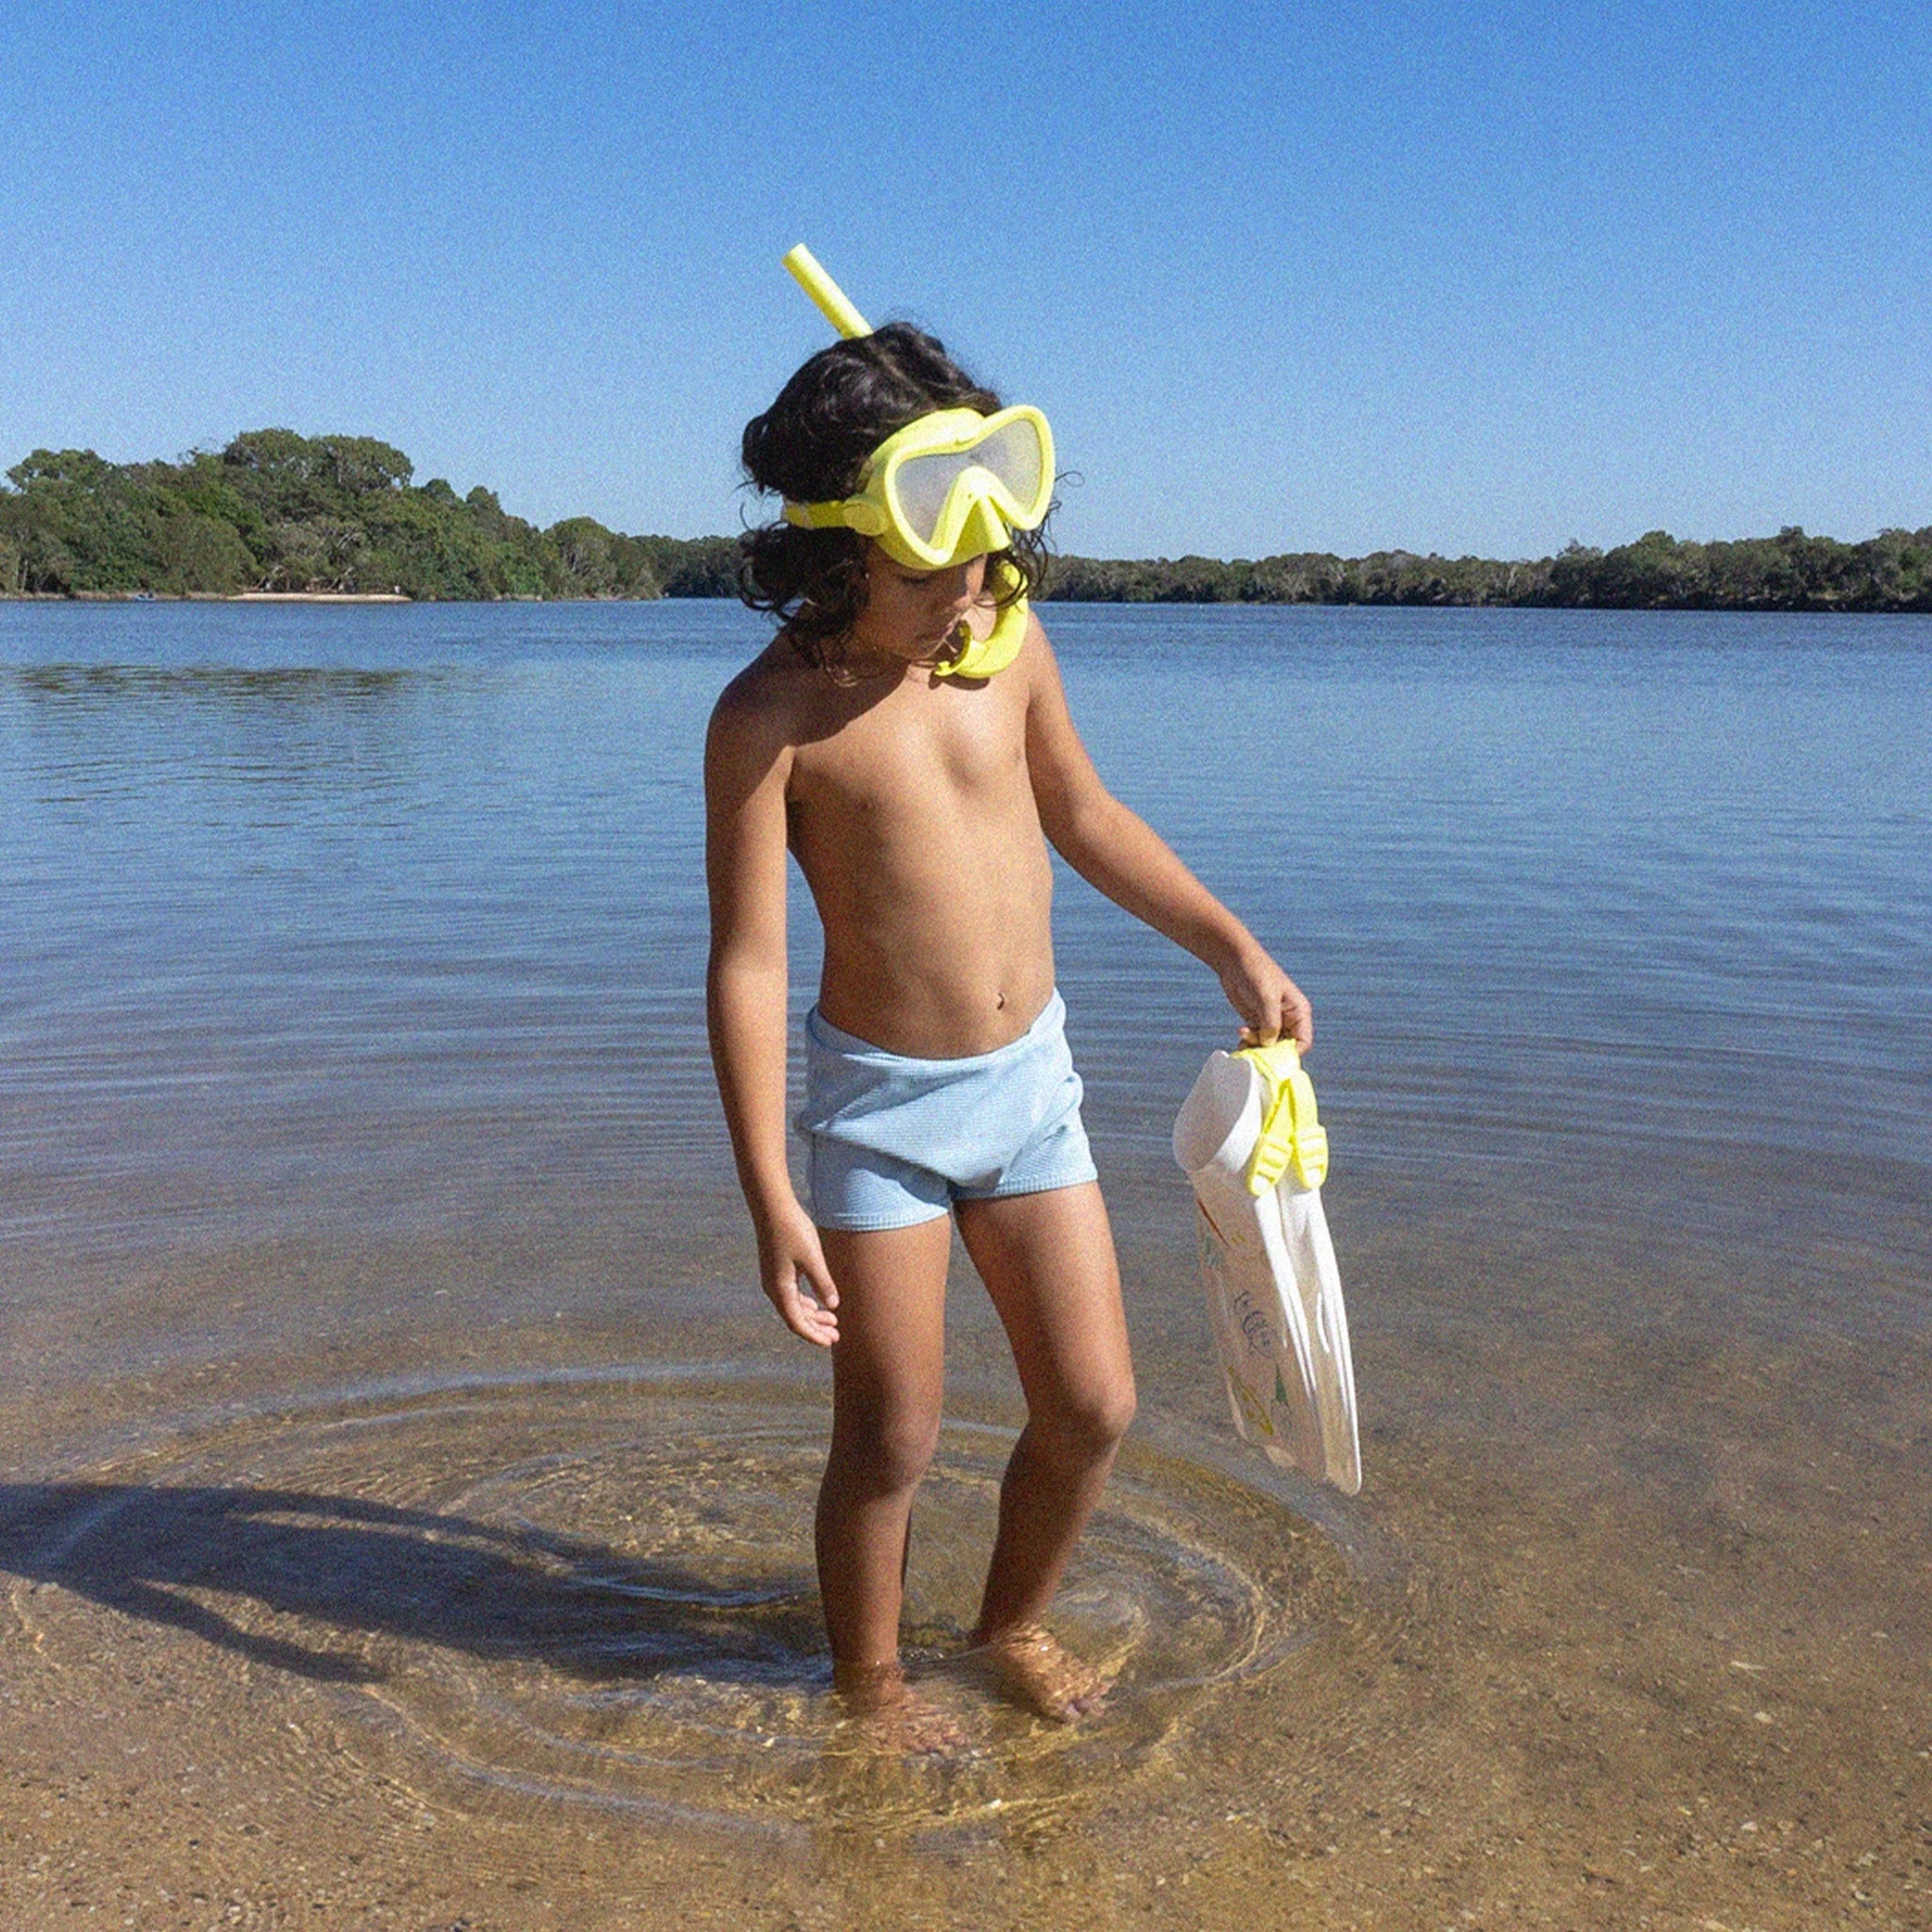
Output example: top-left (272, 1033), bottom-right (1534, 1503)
top-left (953, 1180), bottom-right (1136, 1644)
top-left (813, 1214), bottom-right (952, 1680)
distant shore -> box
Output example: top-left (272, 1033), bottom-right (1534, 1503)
top-left (5, 428), bottom-right (1929, 612)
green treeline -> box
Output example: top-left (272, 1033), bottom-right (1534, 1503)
top-left (0, 430), bottom-right (738, 600)
top-left (1041, 528), bottom-right (1932, 611)
top-left (4, 429), bottom-right (1928, 610)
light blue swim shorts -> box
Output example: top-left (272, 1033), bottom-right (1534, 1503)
top-left (798, 990), bottom-right (1099, 1232)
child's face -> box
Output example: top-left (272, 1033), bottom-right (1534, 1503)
top-left (851, 546), bottom-right (989, 663)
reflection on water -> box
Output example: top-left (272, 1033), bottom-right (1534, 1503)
top-left (15, 663), bottom-right (416, 706)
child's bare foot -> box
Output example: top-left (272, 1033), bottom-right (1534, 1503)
top-left (972, 1623), bottom-right (1111, 1722)
top-left (832, 1659), bottom-right (970, 1756)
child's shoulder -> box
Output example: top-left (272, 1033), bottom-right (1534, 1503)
top-left (716, 633), bottom-right (808, 706)
top-left (708, 634), bottom-right (819, 758)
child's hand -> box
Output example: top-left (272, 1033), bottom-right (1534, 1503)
top-left (1219, 943), bottom-right (1314, 1053)
top-left (757, 1201), bottom-right (841, 1347)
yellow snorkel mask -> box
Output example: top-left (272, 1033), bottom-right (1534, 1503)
top-left (783, 404), bottom-right (1055, 575)
top-left (778, 244), bottom-right (1053, 678)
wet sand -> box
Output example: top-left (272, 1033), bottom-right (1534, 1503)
top-left (4, 1186), bottom-right (1926, 1932)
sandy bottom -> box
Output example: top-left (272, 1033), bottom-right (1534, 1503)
top-left (2, 1203), bottom-right (1928, 1932)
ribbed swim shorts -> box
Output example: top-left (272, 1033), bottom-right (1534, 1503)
top-left (797, 990), bottom-right (1098, 1232)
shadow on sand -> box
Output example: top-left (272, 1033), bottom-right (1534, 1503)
top-left (0, 1482), bottom-right (822, 1687)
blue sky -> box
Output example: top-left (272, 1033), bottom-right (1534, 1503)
top-left (2, 0), bottom-right (1926, 558)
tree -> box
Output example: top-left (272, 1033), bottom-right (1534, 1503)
top-left (546, 516), bottom-right (621, 595)
top-left (156, 512), bottom-right (254, 594)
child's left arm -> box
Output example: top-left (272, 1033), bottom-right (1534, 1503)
top-left (1024, 624), bottom-right (1313, 1050)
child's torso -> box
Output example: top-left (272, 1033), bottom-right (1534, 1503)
top-left (785, 658), bottom-right (1056, 1058)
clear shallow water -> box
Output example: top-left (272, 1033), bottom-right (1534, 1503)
top-left (4, 1370), bottom-right (1370, 1836)
top-left (4, 599), bottom-right (1925, 1303)
top-left (2, 599), bottom-right (1929, 1921)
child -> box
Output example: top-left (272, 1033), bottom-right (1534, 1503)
top-left (705, 299), bottom-right (1310, 1740)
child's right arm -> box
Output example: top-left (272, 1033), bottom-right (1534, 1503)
top-left (704, 681), bottom-right (841, 1346)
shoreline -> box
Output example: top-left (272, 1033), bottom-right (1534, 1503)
top-left (1, 589), bottom-right (417, 604)
top-left (4, 588), bottom-right (1931, 615)
top-left (230, 590), bottom-right (413, 604)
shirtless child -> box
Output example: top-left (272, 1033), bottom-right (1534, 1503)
top-left (705, 291), bottom-right (1310, 1740)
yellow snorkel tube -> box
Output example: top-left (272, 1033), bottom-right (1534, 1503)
top-left (777, 244), bottom-right (1052, 678)
top-left (784, 243), bottom-right (871, 340)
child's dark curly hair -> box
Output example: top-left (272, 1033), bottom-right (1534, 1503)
top-left (738, 321), bottom-right (1049, 669)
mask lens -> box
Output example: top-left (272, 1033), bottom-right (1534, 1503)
top-left (973, 417), bottom-right (1046, 510)
top-left (889, 415), bottom-right (1049, 546)
top-left (891, 447), bottom-right (982, 541)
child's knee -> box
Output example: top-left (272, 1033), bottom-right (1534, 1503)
top-left (1040, 1376), bottom-right (1136, 1461)
top-left (832, 1403), bottom-right (942, 1494)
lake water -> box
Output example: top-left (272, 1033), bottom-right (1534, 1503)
top-left (2, 599), bottom-right (1927, 1928)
